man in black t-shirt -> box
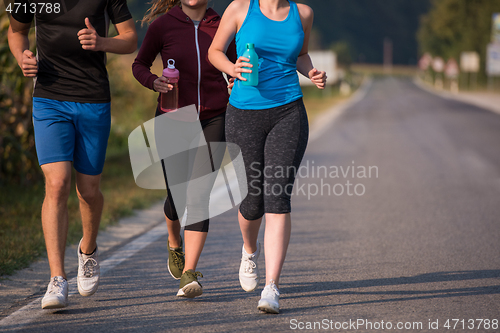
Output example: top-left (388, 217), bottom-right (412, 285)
top-left (8, 0), bottom-right (137, 309)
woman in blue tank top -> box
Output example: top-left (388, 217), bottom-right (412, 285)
top-left (209, 0), bottom-right (326, 314)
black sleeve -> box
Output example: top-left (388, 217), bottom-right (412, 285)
top-left (227, 39), bottom-right (237, 63)
top-left (107, 0), bottom-right (132, 25)
top-left (11, 0), bottom-right (35, 24)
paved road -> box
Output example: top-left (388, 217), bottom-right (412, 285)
top-left (2, 77), bottom-right (500, 332)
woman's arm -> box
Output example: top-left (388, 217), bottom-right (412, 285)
top-left (208, 0), bottom-right (252, 81)
top-left (296, 4), bottom-right (326, 89)
top-left (132, 20), bottom-right (165, 91)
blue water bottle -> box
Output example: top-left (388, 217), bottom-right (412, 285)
top-left (241, 43), bottom-right (258, 86)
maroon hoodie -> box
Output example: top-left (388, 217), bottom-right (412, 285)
top-left (132, 7), bottom-right (236, 120)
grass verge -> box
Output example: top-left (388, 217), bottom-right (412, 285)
top-left (303, 85), bottom-right (349, 123)
top-left (0, 153), bottom-right (165, 276)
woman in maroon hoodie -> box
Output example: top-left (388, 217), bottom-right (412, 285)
top-left (132, 0), bottom-right (235, 298)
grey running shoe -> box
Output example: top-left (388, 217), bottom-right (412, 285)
top-left (77, 239), bottom-right (100, 296)
top-left (258, 281), bottom-right (280, 314)
top-left (176, 269), bottom-right (203, 298)
top-left (167, 238), bottom-right (184, 280)
top-left (239, 242), bottom-right (260, 292)
top-left (41, 276), bottom-right (68, 309)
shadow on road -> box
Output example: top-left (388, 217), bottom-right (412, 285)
top-left (280, 270), bottom-right (500, 311)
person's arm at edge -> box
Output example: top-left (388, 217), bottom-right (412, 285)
top-left (132, 20), bottom-right (163, 91)
top-left (296, 4), bottom-right (326, 89)
top-left (8, 17), bottom-right (37, 77)
top-left (78, 17), bottom-right (137, 54)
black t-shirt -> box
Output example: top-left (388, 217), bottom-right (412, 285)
top-left (12, 0), bottom-right (132, 103)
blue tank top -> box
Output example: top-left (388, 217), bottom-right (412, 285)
top-left (229, 0), bottom-right (304, 110)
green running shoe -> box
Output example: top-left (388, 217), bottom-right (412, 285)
top-left (167, 238), bottom-right (184, 280)
top-left (177, 269), bottom-right (203, 298)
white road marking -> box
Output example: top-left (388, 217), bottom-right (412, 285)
top-left (0, 223), bottom-right (168, 329)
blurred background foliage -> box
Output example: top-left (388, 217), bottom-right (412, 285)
top-left (0, 10), bottom-right (38, 186)
top-left (418, 0), bottom-right (500, 83)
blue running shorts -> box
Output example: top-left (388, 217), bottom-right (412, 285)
top-left (32, 97), bottom-right (111, 175)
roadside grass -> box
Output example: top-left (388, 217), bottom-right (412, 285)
top-left (0, 183), bottom-right (46, 276)
top-left (302, 85), bottom-right (349, 123)
top-left (0, 52), bottom-right (357, 276)
top-left (302, 69), bottom-right (364, 122)
top-left (0, 153), bottom-right (166, 276)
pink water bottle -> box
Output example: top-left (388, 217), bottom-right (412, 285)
top-left (160, 59), bottom-right (179, 112)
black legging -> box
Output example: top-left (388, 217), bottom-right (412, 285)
top-left (225, 98), bottom-right (308, 220)
top-left (155, 108), bottom-right (226, 232)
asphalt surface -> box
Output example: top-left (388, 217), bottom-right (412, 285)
top-left (1, 77), bottom-right (499, 332)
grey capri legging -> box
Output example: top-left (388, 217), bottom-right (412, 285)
top-left (155, 107), bottom-right (226, 232)
top-left (225, 98), bottom-right (308, 220)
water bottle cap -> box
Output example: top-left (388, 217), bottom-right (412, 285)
top-left (163, 59), bottom-right (179, 78)
top-left (246, 43), bottom-right (255, 49)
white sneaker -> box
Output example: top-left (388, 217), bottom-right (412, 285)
top-left (239, 242), bottom-right (260, 292)
top-left (257, 281), bottom-right (280, 314)
top-left (77, 239), bottom-right (100, 296)
top-left (41, 276), bottom-right (68, 309)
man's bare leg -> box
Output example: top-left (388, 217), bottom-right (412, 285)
top-left (40, 161), bottom-right (72, 279)
top-left (75, 171), bottom-right (103, 254)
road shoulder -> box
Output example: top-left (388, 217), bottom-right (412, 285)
top-left (0, 203), bottom-right (164, 317)
top-left (414, 77), bottom-right (500, 115)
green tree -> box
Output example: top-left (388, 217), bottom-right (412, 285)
top-left (418, 0), bottom-right (500, 78)
top-left (331, 41), bottom-right (353, 68)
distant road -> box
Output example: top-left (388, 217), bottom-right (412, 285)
top-left (2, 77), bottom-right (499, 332)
